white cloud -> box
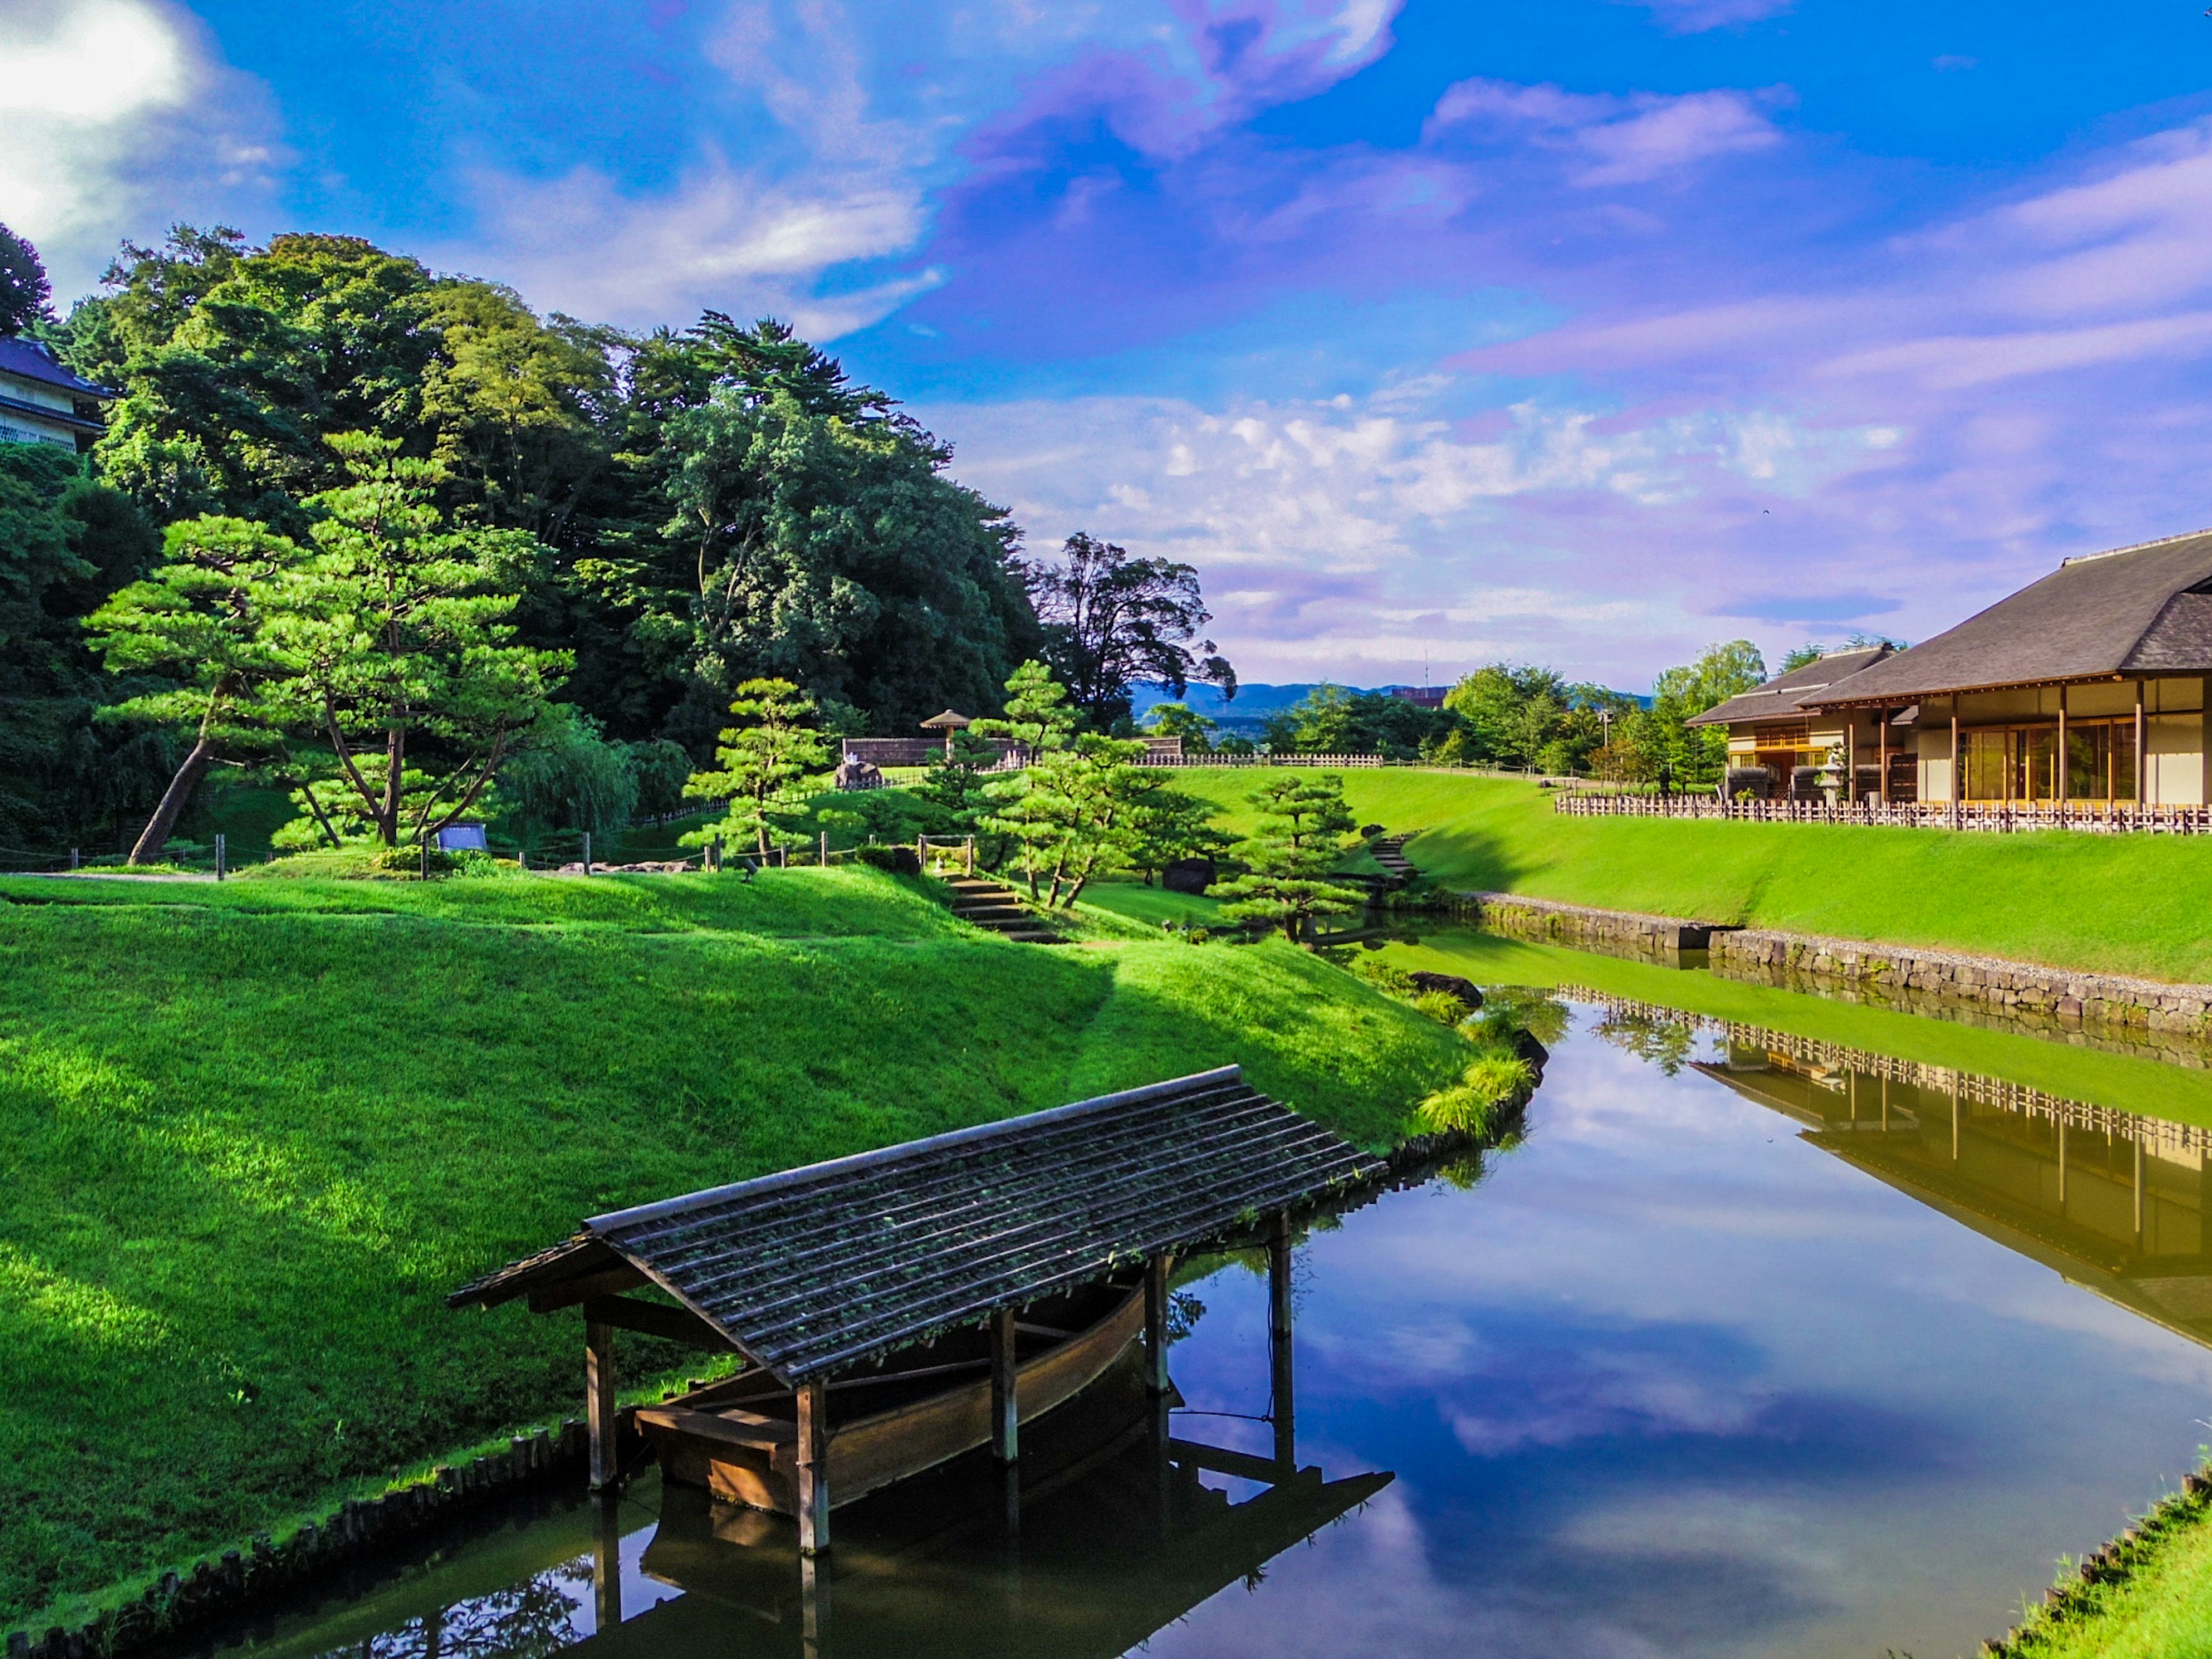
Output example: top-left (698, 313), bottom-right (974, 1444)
top-left (1626, 0), bottom-right (1794, 31)
top-left (451, 156), bottom-right (940, 334)
top-left (1429, 77), bottom-right (1786, 185)
top-left (0, 0), bottom-right (279, 297)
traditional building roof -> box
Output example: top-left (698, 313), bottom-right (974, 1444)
top-left (1808, 529), bottom-right (2212, 707)
top-left (919, 709), bottom-right (972, 729)
top-left (0, 336), bottom-right (115, 400)
top-left (449, 1066), bottom-right (1384, 1383)
top-left (1685, 645), bottom-right (1894, 729)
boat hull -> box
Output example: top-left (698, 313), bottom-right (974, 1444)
top-left (641, 1279), bottom-right (1149, 1514)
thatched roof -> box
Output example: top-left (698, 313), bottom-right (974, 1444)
top-left (1686, 646), bottom-right (1893, 729)
top-left (919, 710), bottom-right (973, 729)
top-left (448, 1067), bottom-right (1382, 1384)
top-left (1809, 529), bottom-right (2212, 706)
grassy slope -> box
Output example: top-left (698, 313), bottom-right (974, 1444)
top-left (0, 870), bottom-right (1467, 1628)
top-left (1166, 768), bottom-right (2212, 984)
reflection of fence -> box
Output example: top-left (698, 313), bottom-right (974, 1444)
top-left (1554, 793), bottom-right (2212, 835)
top-left (1567, 986), bottom-right (2211, 1155)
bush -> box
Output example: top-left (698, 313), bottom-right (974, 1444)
top-left (1350, 956), bottom-right (1415, 997)
top-left (1408, 990), bottom-right (1468, 1024)
top-left (1412, 1053), bottom-right (1535, 1136)
top-left (365, 843), bottom-right (460, 879)
top-left (854, 844), bottom-right (921, 875)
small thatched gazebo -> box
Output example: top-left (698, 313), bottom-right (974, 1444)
top-left (919, 709), bottom-right (972, 758)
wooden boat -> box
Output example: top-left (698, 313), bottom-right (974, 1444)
top-left (636, 1269), bottom-right (1148, 1514)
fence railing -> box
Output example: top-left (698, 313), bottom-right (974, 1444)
top-left (1551, 793), bottom-right (2212, 835)
top-left (1137, 751), bottom-right (1388, 768)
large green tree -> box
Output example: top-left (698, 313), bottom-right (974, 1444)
top-left (683, 677), bottom-right (832, 855)
top-left (1027, 532), bottom-right (1234, 727)
top-left (265, 434), bottom-right (566, 846)
top-left (1214, 773), bottom-right (1363, 942)
top-left (86, 517), bottom-right (302, 862)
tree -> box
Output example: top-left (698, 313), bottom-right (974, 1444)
top-left (1124, 783), bottom-right (1231, 885)
top-left (975, 660), bottom-right (1081, 895)
top-left (1622, 640), bottom-right (1769, 793)
top-left (0, 223), bottom-right (50, 335)
top-left (1266, 685), bottom-right (1453, 760)
top-left (1213, 774), bottom-right (1363, 942)
top-left (1143, 700), bottom-right (1215, 753)
top-left (497, 704), bottom-right (641, 860)
top-left (1781, 642), bottom-right (1826, 672)
top-left (86, 517), bottom-right (302, 862)
top-left (1026, 532), bottom-right (1234, 726)
top-left (264, 434), bottom-right (566, 846)
top-left (1013, 733), bottom-right (1155, 907)
top-left (683, 678), bottom-right (832, 855)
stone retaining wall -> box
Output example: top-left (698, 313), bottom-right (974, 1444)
top-left (1713, 929), bottom-right (2212, 1037)
top-left (1447, 891), bottom-right (1738, 953)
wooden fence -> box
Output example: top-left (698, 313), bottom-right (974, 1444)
top-left (1551, 793), bottom-right (2212, 835)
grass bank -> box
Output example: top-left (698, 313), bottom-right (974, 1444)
top-left (1166, 768), bottom-right (2212, 984)
top-left (0, 867), bottom-right (1468, 1630)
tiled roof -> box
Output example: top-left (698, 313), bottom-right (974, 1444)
top-left (449, 1067), bottom-right (1384, 1382)
top-left (1810, 529), bottom-right (2212, 704)
top-left (1685, 645), bottom-right (1893, 728)
top-left (0, 336), bottom-right (115, 399)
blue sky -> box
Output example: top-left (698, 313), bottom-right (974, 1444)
top-left (6, 1), bottom-right (2212, 688)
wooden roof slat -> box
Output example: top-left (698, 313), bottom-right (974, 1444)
top-left (449, 1067), bottom-right (1385, 1382)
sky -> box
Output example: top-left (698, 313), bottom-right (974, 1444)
top-left (5, 1), bottom-right (2212, 691)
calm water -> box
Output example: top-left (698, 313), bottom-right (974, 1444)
top-left (226, 964), bottom-right (2212, 1659)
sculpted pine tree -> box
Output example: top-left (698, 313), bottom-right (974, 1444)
top-left (86, 517), bottom-right (301, 863)
top-left (266, 433), bottom-right (566, 846)
top-left (684, 678), bottom-right (832, 855)
top-left (975, 660), bottom-right (1080, 899)
top-left (1214, 773), bottom-right (1364, 942)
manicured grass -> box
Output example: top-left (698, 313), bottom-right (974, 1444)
top-left (1987, 1480), bottom-right (2212, 1659)
top-left (1166, 768), bottom-right (2212, 984)
top-left (0, 868), bottom-right (1468, 1629)
top-left (1077, 878), bottom-right (1225, 930)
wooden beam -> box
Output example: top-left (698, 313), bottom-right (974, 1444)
top-left (586, 1318), bottom-right (618, 1491)
top-left (582, 1295), bottom-right (736, 1353)
top-left (1143, 1256), bottom-right (1172, 1396)
top-left (1169, 1437), bottom-right (1287, 1485)
top-left (2057, 685), bottom-right (2068, 807)
top-left (797, 1380), bottom-right (831, 1555)
top-left (1950, 703), bottom-right (1961, 823)
top-left (989, 1308), bottom-right (1018, 1464)
top-left (528, 1261), bottom-right (647, 1313)
top-left (2136, 679), bottom-right (2147, 806)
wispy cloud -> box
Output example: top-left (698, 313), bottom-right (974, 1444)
top-left (1624, 0), bottom-right (1795, 32)
top-left (1428, 77), bottom-right (1789, 185)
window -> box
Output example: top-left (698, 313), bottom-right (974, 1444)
top-left (1959, 719), bottom-right (2137, 802)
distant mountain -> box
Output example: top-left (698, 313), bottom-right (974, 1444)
top-left (1130, 681), bottom-right (1437, 720)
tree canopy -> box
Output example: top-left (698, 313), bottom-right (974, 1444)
top-left (1026, 532), bottom-right (1234, 726)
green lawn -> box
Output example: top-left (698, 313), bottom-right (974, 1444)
top-left (0, 868), bottom-right (1469, 1630)
top-left (1167, 768), bottom-right (2212, 984)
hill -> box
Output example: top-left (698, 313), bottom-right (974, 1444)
top-left (0, 866), bottom-right (1469, 1629)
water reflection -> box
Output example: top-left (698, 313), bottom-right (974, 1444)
top-left (1581, 987), bottom-right (2212, 1350)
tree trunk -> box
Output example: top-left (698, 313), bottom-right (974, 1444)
top-left (129, 734), bottom-right (218, 866)
top-left (380, 722), bottom-right (404, 845)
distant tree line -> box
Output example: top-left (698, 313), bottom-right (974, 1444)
top-left (0, 222), bottom-right (1232, 861)
top-left (1145, 641), bottom-right (1775, 789)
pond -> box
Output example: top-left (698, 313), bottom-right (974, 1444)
top-left (210, 932), bottom-right (2212, 1659)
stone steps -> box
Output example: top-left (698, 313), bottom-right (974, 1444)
top-left (942, 878), bottom-right (1060, 942)
top-left (1370, 834), bottom-right (1417, 887)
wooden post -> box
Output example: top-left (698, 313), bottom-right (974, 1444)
top-left (820, 830), bottom-right (829, 868)
top-left (1143, 1256), bottom-right (1171, 1396)
top-left (988, 1308), bottom-right (1018, 1463)
top-left (2057, 685), bottom-right (2068, 811)
top-left (582, 832), bottom-right (593, 876)
top-left (215, 832), bottom-right (226, 881)
top-left (586, 1318), bottom-right (618, 1491)
top-left (2135, 679), bottom-right (2147, 808)
top-left (1877, 714), bottom-right (1888, 808)
top-left (1950, 1073), bottom-right (1960, 1161)
top-left (800, 1552), bottom-right (831, 1659)
top-left (797, 1379), bottom-right (831, 1556)
top-left (966, 836), bottom-right (975, 877)
top-left (1268, 1213), bottom-right (1295, 1473)
top-left (2135, 1136), bottom-right (2146, 1243)
top-left (69, 846), bottom-right (79, 870)
top-left (1845, 719), bottom-right (1855, 804)
top-left (592, 1491), bottom-right (623, 1632)
top-left (2058, 1119), bottom-right (2067, 1207)
top-left (1950, 702), bottom-right (1961, 827)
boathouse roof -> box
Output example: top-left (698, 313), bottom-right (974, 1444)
top-left (1805, 528), bottom-right (2212, 706)
top-left (1685, 645), bottom-right (1895, 729)
top-left (448, 1066), bottom-right (1383, 1384)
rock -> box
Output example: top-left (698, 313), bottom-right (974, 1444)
top-left (834, 756), bottom-right (885, 791)
top-left (1162, 857), bottom-right (1217, 895)
top-left (1407, 971), bottom-right (1483, 1011)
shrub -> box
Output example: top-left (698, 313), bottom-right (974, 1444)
top-left (1413, 1053), bottom-right (1535, 1136)
top-left (365, 843), bottom-right (460, 879)
top-left (1409, 990), bottom-right (1469, 1024)
top-left (854, 844), bottom-right (921, 875)
top-left (1350, 956), bottom-right (1415, 997)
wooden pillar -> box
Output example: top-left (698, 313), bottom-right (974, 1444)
top-left (1950, 702), bottom-right (1962, 826)
top-left (1950, 1074), bottom-right (1960, 1161)
top-left (1143, 1256), bottom-right (1172, 1396)
top-left (2135, 680), bottom-right (2147, 808)
top-left (1877, 711), bottom-right (1889, 806)
top-left (1846, 719), bottom-right (1856, 804)
top-left (2135, 1137), bottom-right (2146, 1243)
top-left (1268, 1214), bottom-right (1296, 1472)
top-left (592, 1491), bottom-right (623, 1633)
top-left (2057, 1119), bottom-right (2067, 1208)
top-left (586, 1317), bottom-right (618, 1491)
top-left (800, 1552), bottom-right (832, 1659)
top-left (988, 1308), bottom-right (1018, 1464)
top-left (797, 1379), bottom-right (831, 1556)
top-left (2044, 690), bottom-right (2061, 814)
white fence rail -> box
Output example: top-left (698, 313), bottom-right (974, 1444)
top-left (1551, 793), bottom-right (2212, 835)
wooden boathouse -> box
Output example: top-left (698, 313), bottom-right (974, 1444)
top-left (448, 1066), bottom-right (1382, 1557)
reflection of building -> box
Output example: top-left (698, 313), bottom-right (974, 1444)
top-left (1581, 992), bottom-right (2212, 1348)
top-left (579, 1353), bottom-right (1388, 1658)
